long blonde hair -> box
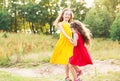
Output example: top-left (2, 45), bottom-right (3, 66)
top-left (54, 8), bottom-right (73, 27)
top-left (70, 20), bottom-right (92, 45)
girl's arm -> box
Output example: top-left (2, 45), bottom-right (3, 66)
top-left (58, 22), bottom-right (71, 40)
top-left (70, 33), bottom-right (78, 46)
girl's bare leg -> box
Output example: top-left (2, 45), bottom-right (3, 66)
top-left (65, 64), bottom-right (72, 81)
top-left (65, 64), bottom-right (69, 77)
top-left (73, 65), bottom-right (82, 77)
top-left (69, 64), bottom-right (78, 80)
top-left (73, 66), bottom-right (80, 72)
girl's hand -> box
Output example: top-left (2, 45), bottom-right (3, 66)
top-left (69, 33), bottom-right (78, 46)
top-left (69, 38), bottom-right (73, 44)
top-left (68, 37), bottom-right (72, 40)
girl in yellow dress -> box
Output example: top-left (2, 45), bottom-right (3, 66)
top-left (50, 8), bottom-right (73, 81)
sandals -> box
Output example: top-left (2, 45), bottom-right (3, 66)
top-left (65, 77), bottom-right (72, 81)
top-left (65, 70), bottom-right (82, 81)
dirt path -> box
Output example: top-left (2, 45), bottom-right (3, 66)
top-left (0, 60), bottom-right (120, 77)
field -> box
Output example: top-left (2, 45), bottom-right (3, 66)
top-left (0, 32), bottom-right (120, 81)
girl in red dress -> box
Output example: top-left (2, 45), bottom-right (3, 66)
top-left (69, 20), bottom-right (93, 81)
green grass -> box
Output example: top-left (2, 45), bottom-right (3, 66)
top-left (0, 70), bottom-right (64, 81)
top-left (0, 71), bottom-right (41, 81)
top-left (88, 38), bottom-right (120, 61)
top-left (82, 71), bottom-right (120, 81)
top-left (0, 71), bottom-right (120, 81)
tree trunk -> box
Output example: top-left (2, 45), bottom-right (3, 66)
top-left (31, 22), bottom-right (35, 34)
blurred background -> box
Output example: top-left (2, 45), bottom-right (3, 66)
top-left (0, 0), bottom-right (120, 81)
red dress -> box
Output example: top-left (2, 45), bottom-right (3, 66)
top-left (69, 33), bottom-right (93, 66)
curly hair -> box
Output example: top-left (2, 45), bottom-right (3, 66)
top-left (70, 20), bottom-right (92, 45)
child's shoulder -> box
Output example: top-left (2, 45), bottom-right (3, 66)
top-left (74, 32), bottom-right (79, 35)
top-left (74, 32), bottom-right (78, 35)
top-left (74, 33), bottom-right (82, 38)
top-left (74, 33), bottom-right (79, 38)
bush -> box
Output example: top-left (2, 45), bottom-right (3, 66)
top-left (0, 57), bottom-right (9, 66)
top-left (0, 10), bottom-right (11, 31)
top-left (110, 12), bottom-right (120, 41)
top-left (2, 32), bottom-right (8, 38)
top-left (52, 33), bottom-right (59, 39)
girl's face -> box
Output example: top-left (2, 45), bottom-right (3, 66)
top-left (63, 11), bottom-right (71, 21)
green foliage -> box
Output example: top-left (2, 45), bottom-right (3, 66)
top-left (110, 12), bottom-right (120, 41)
top-left (59, 0), bottom-right (68, 8)
top-left (0, 57), bottom-right (9, 66)
top-left (0, 0), bottom-right (89, 34)
top-left (42, 23), bottom-right (50, 34)
top-left (2, 32), bottom-right (8, 38)
top-left (52, 33), bottom-right (59, 39)
top-left (39, 55), bottom-right (50, 63)
top-left (25, 3), bottom-right (39, 23)
top-left (84, 6), bottom-right (112, 37)
top-left (37, 0), bottom-right (59, 34)
top-left (0, 10), bottom-right (11, 31)
top-left (59, 0), bottom-right (88, 21)
top-left (0, 0), bottom-right (119, 37)
top-left (84, 0), bottom-right (119, 38)
top-left (70, 0), bottom-right (89, 21)
top-left (95, 0), bottom-right (120, 20)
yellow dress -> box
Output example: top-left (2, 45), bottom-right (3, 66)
top-left (50, 22), bottom-right (73, 64)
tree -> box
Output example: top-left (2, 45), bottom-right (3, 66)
top-left (59, 0), bottom-right (68, 9)
top-left (0, 0), bottom-right (92, 34)
top-left (57, 0), bottom-right (88, 21)
top-left (94, 0), bottom-right (120, 21)
top-left (84, 6), bottom-right (112, 37)
top-left (25, 3), bottom-right (39, 33)
top-left (0, 0), bottom-right (6, 11)
top-left (17, 5), bottom-right (27, 31)
top-left (83, 0), bottom-right (120, 37)
top-left (0, 10), bottom-right (11, 31)
top-left (110, 12), bottom-right (120, 41)
top-left (38, 0), bottom-right (59, 34)
top-left (7, 0), bottom-right (20, 32)
top-left (70, 0), bottom-right (89, 21)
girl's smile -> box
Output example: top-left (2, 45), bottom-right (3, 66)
top-left (63, 11), bottom-right (71, 21)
